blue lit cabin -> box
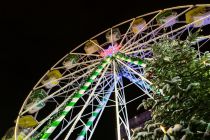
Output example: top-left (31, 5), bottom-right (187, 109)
top-left (131, 18), bottom-right (147, 34)
top-left (84, 40), bottom-right (100, 54)
top-left (25, 89), bottom-right (47, 114)
top-left (41, 70), bottom-right (62, 89)
top-left (156, 10), bottom-right (177, 27)
top-left (62, 54), bottom-right (79, 69)
top-left (105, 28), bottom-right (121, 43)
top-left (186, 7), bottom-right (210, 27)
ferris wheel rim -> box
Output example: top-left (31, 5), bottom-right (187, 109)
top-left (13, 4), bottom-right (210, 140)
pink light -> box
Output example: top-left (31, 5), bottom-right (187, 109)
top-left (100, 44), bottom-right (121, 57)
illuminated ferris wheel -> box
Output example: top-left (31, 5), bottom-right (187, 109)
top-left (3, 4), bottom-right (210, 140)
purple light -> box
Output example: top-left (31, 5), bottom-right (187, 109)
top-left (100, 44), bottom-right (121, 57)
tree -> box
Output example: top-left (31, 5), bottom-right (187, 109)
top-left (132, 31), bottom-right (210, 140)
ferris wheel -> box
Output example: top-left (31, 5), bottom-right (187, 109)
top-left (3, 4), bottom-right (210, 140)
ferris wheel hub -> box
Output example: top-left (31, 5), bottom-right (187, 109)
top-left (99, 43), bottom-right (121, 57)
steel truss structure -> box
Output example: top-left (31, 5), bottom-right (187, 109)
top-left (13, 4), bottom-right (210, 140)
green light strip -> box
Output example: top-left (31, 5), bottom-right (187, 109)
top-left (39, 57), bottom-right (111, 140)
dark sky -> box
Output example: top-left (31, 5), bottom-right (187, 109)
top-left (0, 0), bottom-right (208, 139)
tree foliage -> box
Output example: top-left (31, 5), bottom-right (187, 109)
top-left (133, 32), bottom-right (210, 140)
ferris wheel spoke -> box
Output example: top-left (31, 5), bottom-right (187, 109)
top-left (70, 52), bottom-right (100, 57)
top-left (170, 25), bottom-right (189, 39)
top-left (194, 36), bottom-right (210, 58)
top-left (12, 4), bottom-right (210, 140)
top-left (114, 63), bottom-right (132, 139)
top-left (119, 18), bottom-right (136, 46)
top-left (37, 58), bottom-right (111, 140)
top-left (24, 54), bottom-right (148, 139)
top-left (52, 88), bottom-right (77, 98)
top-left (113, 60), bottom-right (122, 140)
top-left (116, 54), bottom-right (164, 97)
top-left (54, 110), bottom-right (97, 140)
top-left (95, 94), bottom-right (116, 104)
top-left (63, 62), bottom-right (111, 140)
top-left (53, 75), bottom-right (114, 139)
top-left (54, 118), bottom-right (83, 140)
top-left (116, 59), bottom-right (152, 89)
top-left (52, 112), bottom-right (81, 140)
top-left (125, 16), bottom-right (210, 54)
top-left (120, 72), bottom-right (147, 92)
top-left (122, 24), bottom-right (194, 54)
top-left (23, 91), bottom-right (77, 140)
top-left (198, 36), bottom-right (210, 49)
top-left (124, 47), bottom-right (152, 56)
top-left (123, 70), bottom-right (152, 98)
top-left (122, 6), bottom-right (194, 53)
top-left (34, 62), bottom-right (112, 139)
top-left (52, 52), bottom-right (101, 70)
top-left (80, 75), bottom-right (114, 105)
top-left (118, 78), bottom-right (130, 127)
top-left (21, 69), bottom-right (95, 116)
top-left (53, 57), bottom-right (103, 70)
top-left (126, 94), bottom-right (147, 105)
top-left (75, 78), bottom-right (116, 140)
top-left (110, 28), bottom-right (114, 47)
top-left (32, 106), bottom-right (82, 139)
top-left (118, 80), bottom-right (139, 91)
top-left (121, 24), bottom-right (160, 53)
top-left (34, 62), bottom-right (96, 90)
top-left (89, 39), bottom-right (105, 51)
top-left (34, 61), bottom-right (98, 90)
top-left (120, 10), bottom-right (162, 52)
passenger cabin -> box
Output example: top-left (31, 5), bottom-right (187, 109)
top-left (84, 40), bottom-right (100, 54)
top-left (156, 10), bottom-right (177, 27)
top-left (2, 127), bottom-right (27, 140)
top-left (63, 54), bottom-right (79, 69)
top-left (186, 7), bottom-right (210, 27)
top-left (17, 115), bottom-right (38, 128)
top-left (105, 28), bottom-right (121, 43)
top-left (41, 70), bottom-right (62, 89)
top-left (131, 18), bottom-right (147, 34)
top-left (25, 89), bottom-right (47, 114)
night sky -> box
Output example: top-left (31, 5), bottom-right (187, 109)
top-left (0, 0), bottom-right (208, 139)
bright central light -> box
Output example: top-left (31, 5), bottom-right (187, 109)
top-left (100, 44), bottom-right (121, 57)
